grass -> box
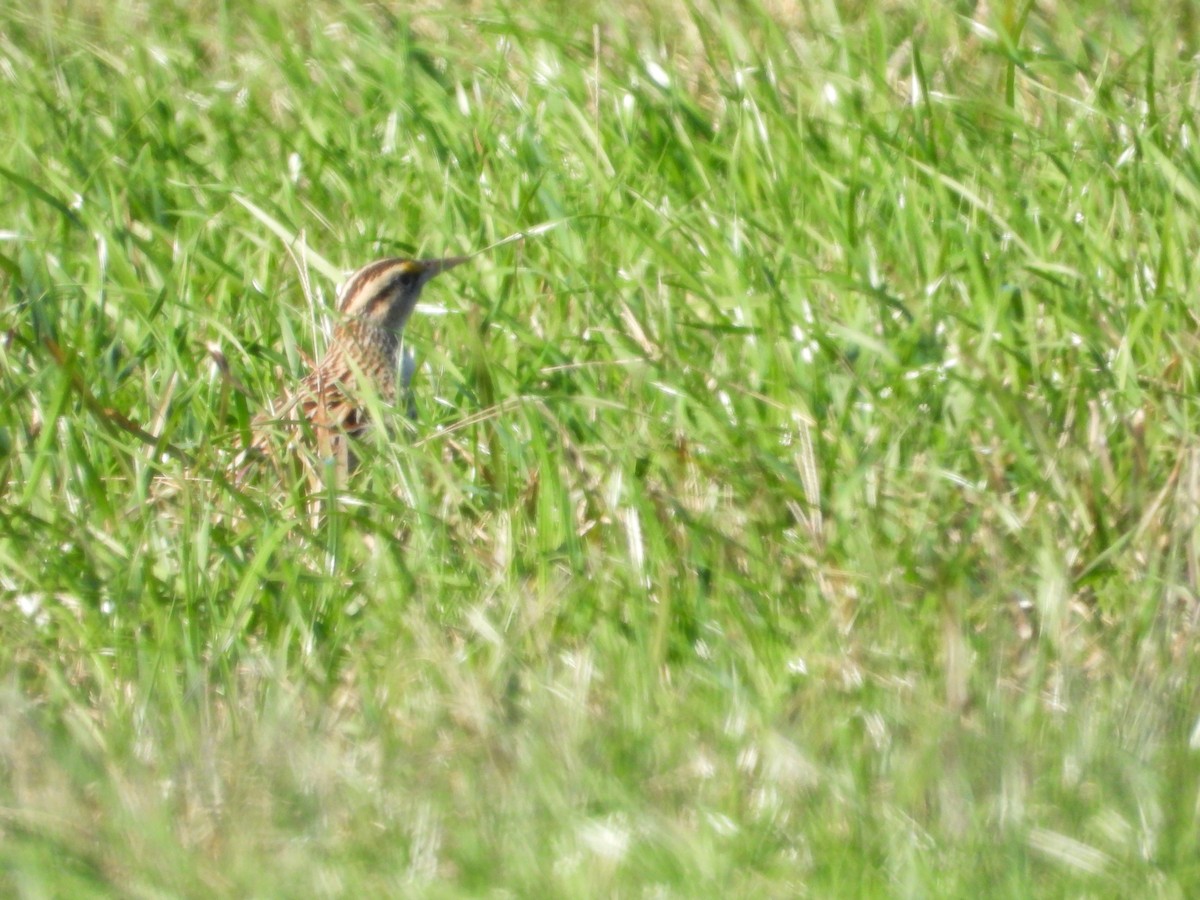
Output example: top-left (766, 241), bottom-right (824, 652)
top-left (3, 0), bottom-right (1200, 894)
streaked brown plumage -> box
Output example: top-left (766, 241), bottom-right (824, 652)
top-left (240, 255), bottom-right (466, 482)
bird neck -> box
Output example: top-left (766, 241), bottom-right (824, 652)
top-left (337, 318), bottom-right (402, 359)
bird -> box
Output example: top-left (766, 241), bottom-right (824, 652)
top-left (237, 255), bottom-right (467, 485)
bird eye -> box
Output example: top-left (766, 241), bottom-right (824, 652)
top-left (396, 267), bottom-right (420, 288)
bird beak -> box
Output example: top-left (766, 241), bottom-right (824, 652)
top-left (421, 256), bottom-right (470, 281)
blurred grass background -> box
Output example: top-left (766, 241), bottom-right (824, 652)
top-left (3, 0), bottom-right (1200, 893)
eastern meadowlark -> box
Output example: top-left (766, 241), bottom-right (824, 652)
top-left (238, 255), bottom-right (466, 483)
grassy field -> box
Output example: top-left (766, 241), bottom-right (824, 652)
top-left (3, 0), bottom-right (1200, 894)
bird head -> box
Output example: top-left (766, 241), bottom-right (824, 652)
top-left (337, 256), bottom-right (467, 332)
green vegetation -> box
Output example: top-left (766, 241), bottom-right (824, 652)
top-left (3, 0), bottom-right (1200, 894)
